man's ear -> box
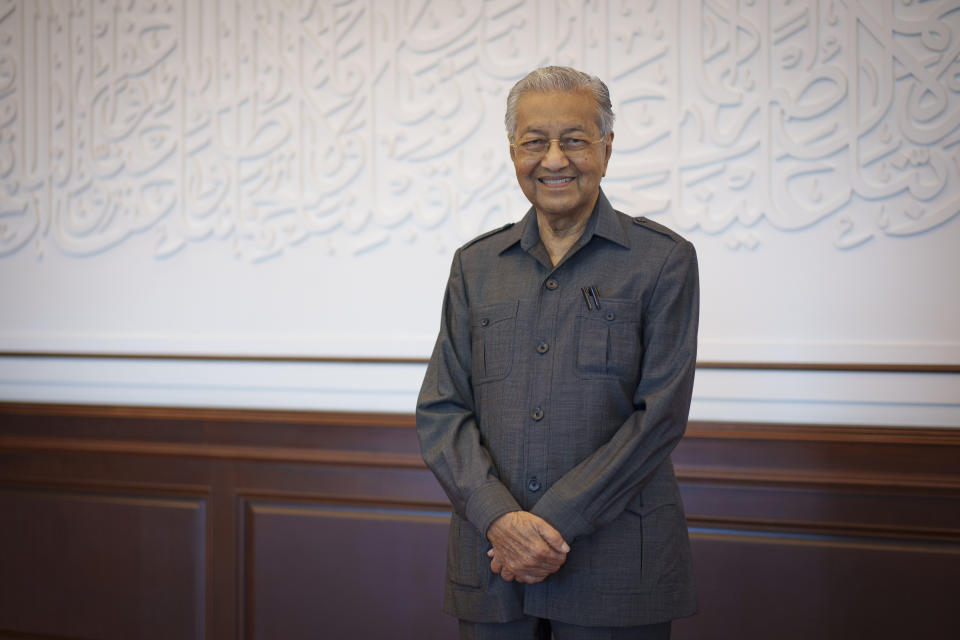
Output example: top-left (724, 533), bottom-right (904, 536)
top-left (601, 131), bottom-right (614, 177)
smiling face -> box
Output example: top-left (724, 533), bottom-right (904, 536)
top-left (509, 89), bottom-right (613, 225)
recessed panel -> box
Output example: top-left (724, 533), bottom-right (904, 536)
top-left (674, 530), bottom-right (960, 640)
top-left (0, 489), bottom-right (206, 640)
top-left (245, 500), bottom-right (455, 640)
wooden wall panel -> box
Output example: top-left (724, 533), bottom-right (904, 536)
top-left (0, 403), bottom-right (958, 639)
top-left (0, 487), bottom-right (206, 640)
top-left (242, 499), bottom-right (455, 640)
top-left (670, 423), bottom-right (960, 640)
top-left (676, 423), bottom-right (960, 539)
top-left (676, 531), bottom-right (960, 640)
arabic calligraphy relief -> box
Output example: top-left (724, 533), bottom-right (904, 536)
top-left (0, 0), bottom-right (957, 260)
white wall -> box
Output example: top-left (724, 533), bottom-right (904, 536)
top-left (0, 0), bottom-right (958, 425)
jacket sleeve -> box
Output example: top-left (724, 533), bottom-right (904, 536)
top-left (416, 248), bottom-right (522, 537)
top-left (530, 238), bottom-right (700, 543)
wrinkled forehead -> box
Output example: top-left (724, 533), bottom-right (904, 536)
top-left (513, 88), bottom-right (601, 136)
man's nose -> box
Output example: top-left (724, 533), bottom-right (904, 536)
top-left (540, 139), bottom-right (570, 169)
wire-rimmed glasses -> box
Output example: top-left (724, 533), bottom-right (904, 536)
top-left (510, 135), bottom-right (607, 160)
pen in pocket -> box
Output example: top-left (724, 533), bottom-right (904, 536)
top-left (589, 286), bottom-right (601, 310)
top-left (581, 286), bottom-right (601, 310)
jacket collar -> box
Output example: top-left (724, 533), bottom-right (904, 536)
top-left (495, 188), bottom-right (630, 256)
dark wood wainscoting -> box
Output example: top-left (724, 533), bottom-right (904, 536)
top-left (1, 403), bottom-right (958, 640)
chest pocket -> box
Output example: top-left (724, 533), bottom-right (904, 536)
top-left (470, 301), bottom-right (517, 384)
top-left (575, 298), bottom-right (642, 379)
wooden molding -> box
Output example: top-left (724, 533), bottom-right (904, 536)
top-left (0, 351), bottom-right (431, 365)
top-left (0, 401), bottom-right (417, 427)
top-left (1, 402), bottom-right (957, 437)
top-left (694, 361), bottom-right (960, 373)
top-left (677, 465), bottom-right (960, 491)
top-left (686, 514), bottom-right (960, 545)
top-left (2, 352), bottom-right (958, 373)
top-left (2, 402), bottom-right (957, 490)
top-left (0, 435), bottom-right (425, 468)
top-left (684, 421), bottom-right (960, 445)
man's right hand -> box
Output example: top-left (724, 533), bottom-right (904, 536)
top-left (486, 511), bottom-right (569, 583)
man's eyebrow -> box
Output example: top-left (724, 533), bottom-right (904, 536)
top-left (519, 125), bottom-right (590, 136)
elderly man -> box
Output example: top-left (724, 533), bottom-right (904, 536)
top-left (416, 66), bottom-right (699, 639)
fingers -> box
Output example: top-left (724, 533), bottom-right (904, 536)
top-left (488, 546), bottom-right (553, 583)
top-left (508, 543), bottom-right (563, 574)
top-left (492, 562), bottom-right (544, 584)
top-left (488, 545), bottom-right (563, 583)
top-left (488, 550), bottom-right (503, 575)
top-left (489, 551), bottom-right (516, 582)
top-left (534, 519), bottom-right (570, 554)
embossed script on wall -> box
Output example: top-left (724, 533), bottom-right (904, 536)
top-left (0, 0), bottom-right (958, 261)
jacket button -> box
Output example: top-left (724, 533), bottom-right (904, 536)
top-left (531, 407), bottom-right (544, 421)
top-left (527, 477), bottom-right (541, 492)
top-left (545, 279), bottom-right (559, 290)
top-left (606, 312), bottom-right (615, 321)
top-left (480, 318), bottom-right (489, 327)
top-left (536, 341), bottom-right (549, 354)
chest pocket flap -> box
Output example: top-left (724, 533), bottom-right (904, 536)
top-left (470, 301), bottom-right (518, 384)
top-left (575, 298), bottom-right (642, 380)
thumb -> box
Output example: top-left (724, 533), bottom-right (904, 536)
top-left (535, 519), bottom-right (570, 553)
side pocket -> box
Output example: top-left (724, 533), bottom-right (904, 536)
top-left (588, 504), bottom-right (644, 594)
top-left (590, 486), bottom-right (685, 594)
top-left (447, 513), bottom-right (483, 588)
top-left (638, 498), bottom-right (689, 591)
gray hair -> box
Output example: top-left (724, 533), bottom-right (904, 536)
top-left (504, 66), bottom-right (615, 140)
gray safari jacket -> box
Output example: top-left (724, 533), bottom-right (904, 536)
top-left (416, 189), bottom-right (699, 627)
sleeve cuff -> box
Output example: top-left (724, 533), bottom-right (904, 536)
top-left (530, 491), bottom-right (593, 543)
top-left (464, 481), bottom-right (522, 538)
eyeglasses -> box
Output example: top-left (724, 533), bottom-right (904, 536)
top-left (510, 135), bottom-right (607, 160)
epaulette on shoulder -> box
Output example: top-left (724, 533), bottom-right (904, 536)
top-left (461, 222), bottom-right (515, 249)
top-left (632, 216), bottom-right (681, 242)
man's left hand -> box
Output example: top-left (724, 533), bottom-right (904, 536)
top-left (486, 511), bottom-right (569, 583)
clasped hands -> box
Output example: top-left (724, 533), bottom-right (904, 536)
top-left (486, 511), bottom-right (569, 584)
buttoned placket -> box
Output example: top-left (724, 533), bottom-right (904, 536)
top-left (521, 268), bottom-right (564, 510)
top-left (511, 202), bottom-right (606, 514)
